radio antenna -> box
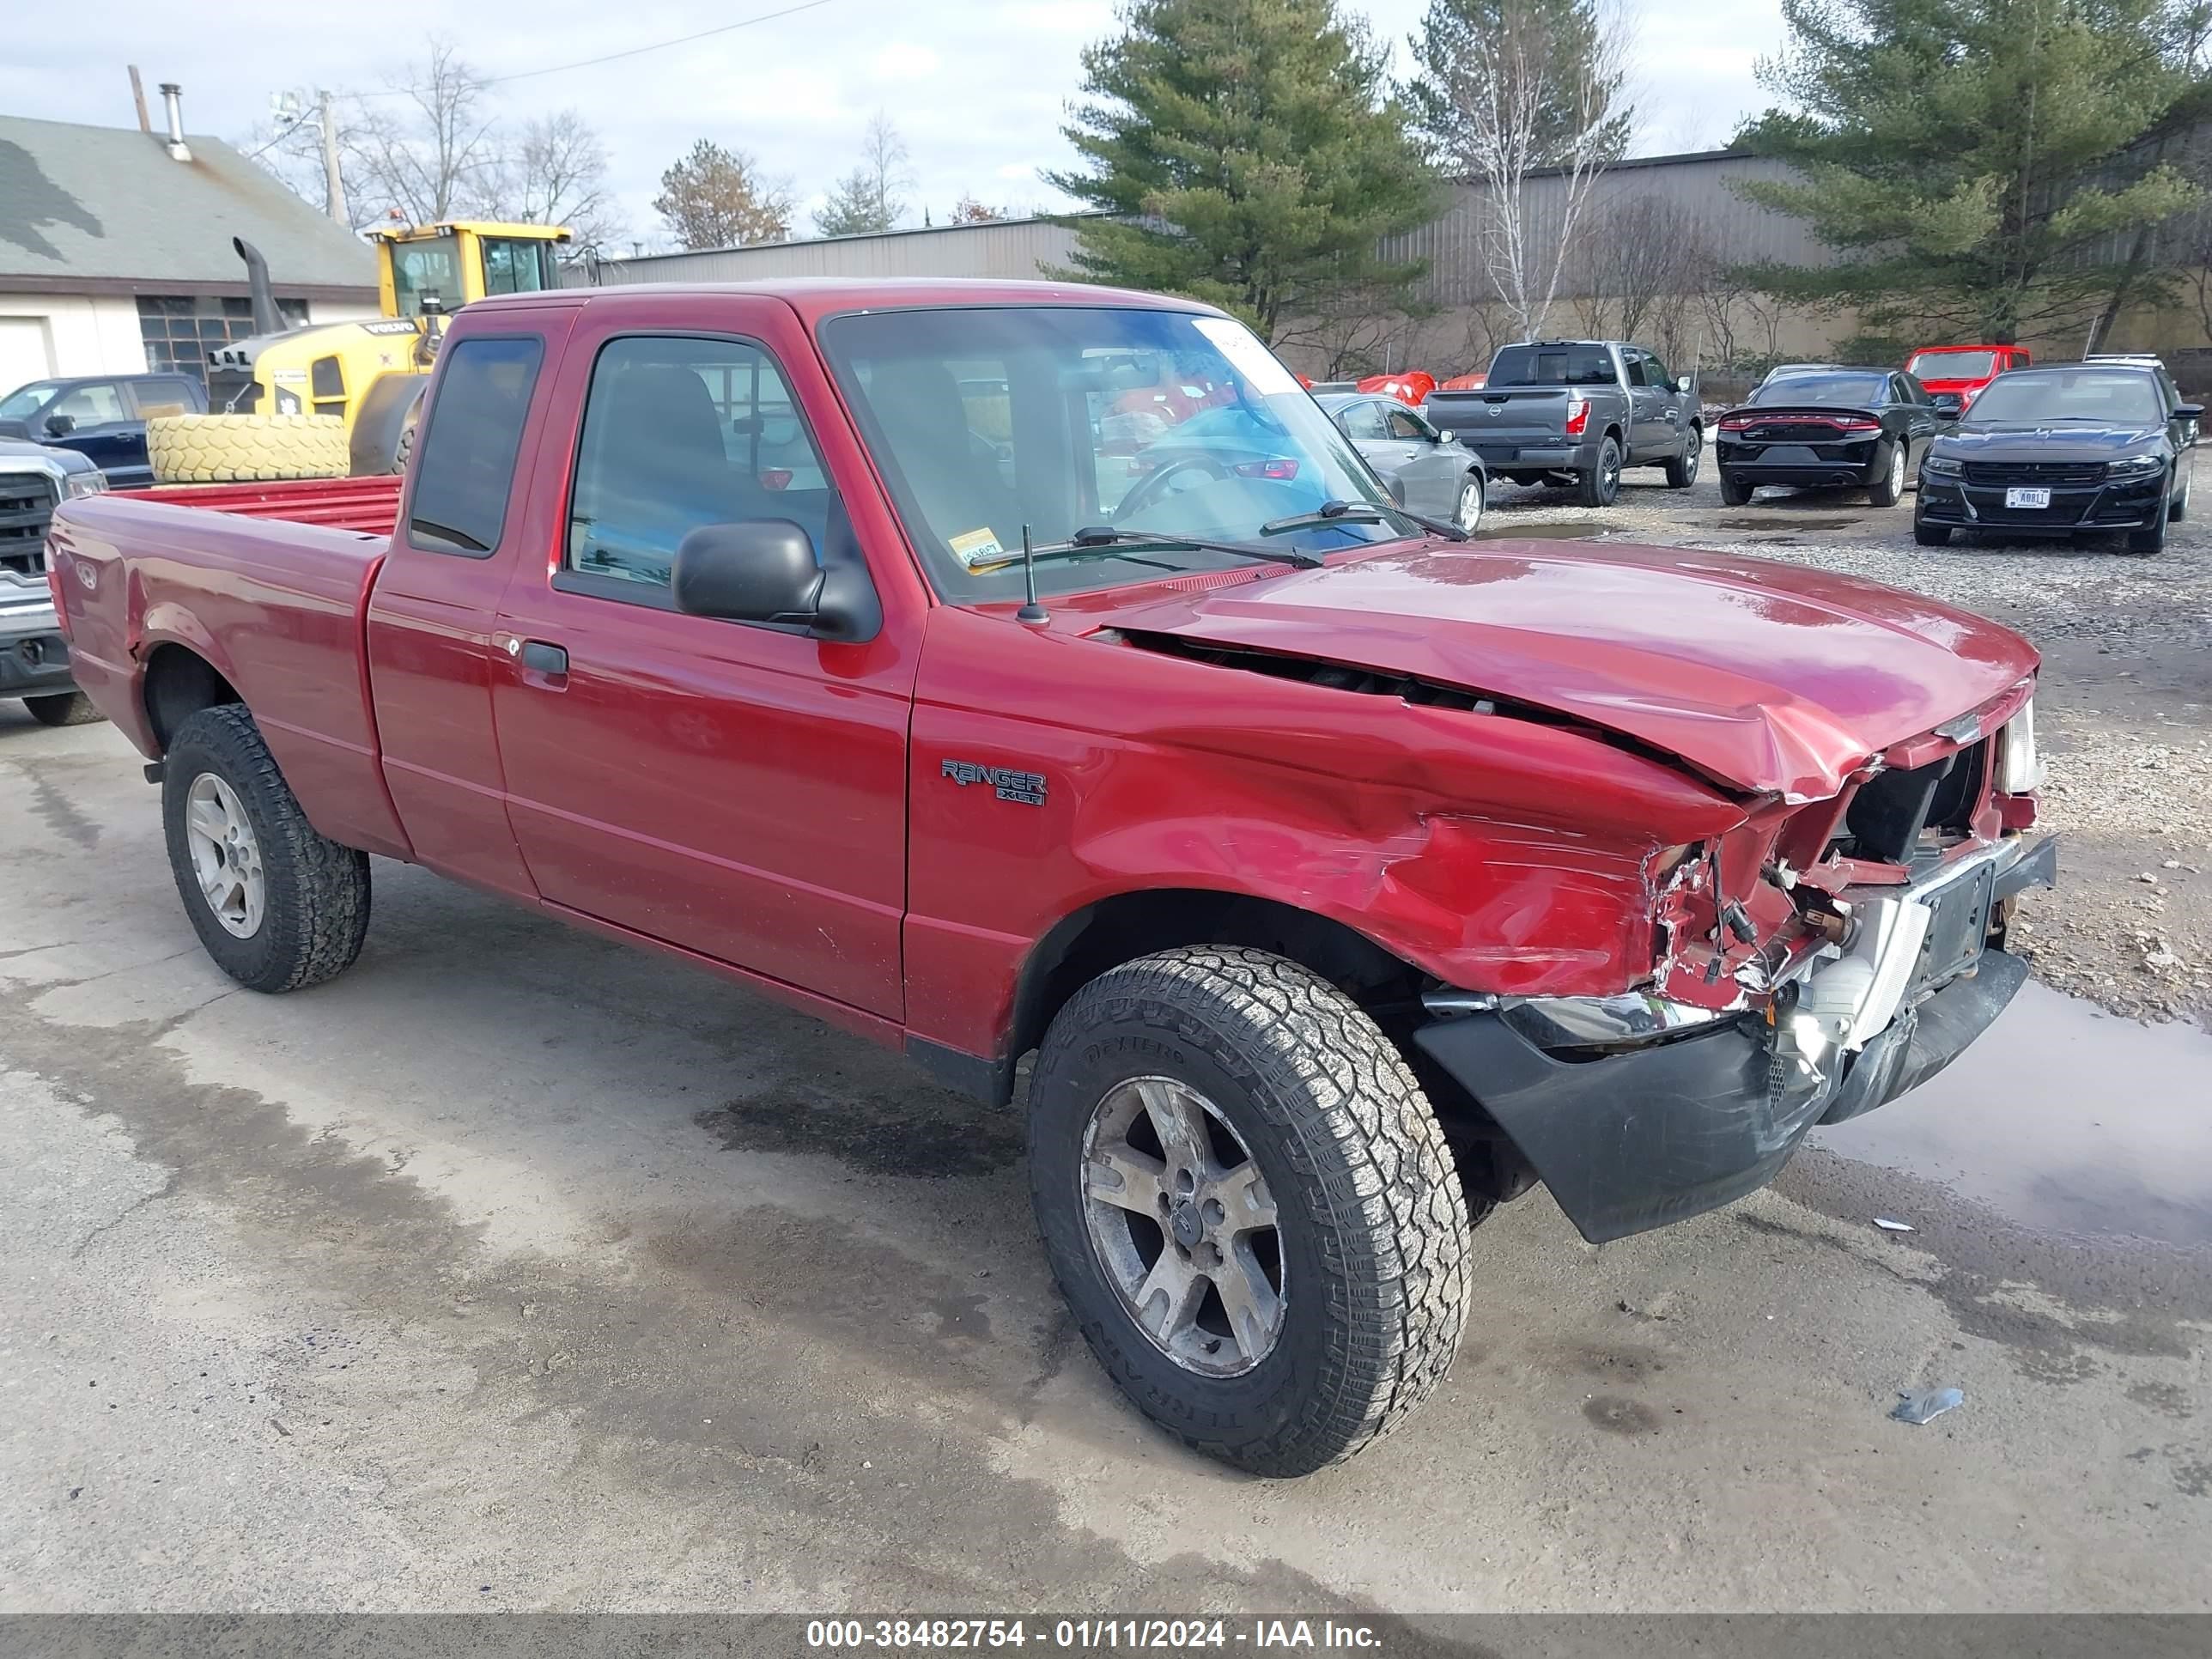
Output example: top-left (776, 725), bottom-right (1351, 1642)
top-left (1017, 522), bottom-right (1049, 624)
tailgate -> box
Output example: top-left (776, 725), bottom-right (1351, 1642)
top-left (1424, 387), bottom-right (1579, 459)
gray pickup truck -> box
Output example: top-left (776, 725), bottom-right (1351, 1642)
top-left (1422, 340), bottom-right (1701, 507)
top-left (2, 437), bottom-right (108, 726)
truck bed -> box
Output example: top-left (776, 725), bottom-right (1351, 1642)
top-left (49, 483), bottom-right (410, 858)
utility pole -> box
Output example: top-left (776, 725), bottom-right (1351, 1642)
top-left (317, 89), bottom-right (347, 226)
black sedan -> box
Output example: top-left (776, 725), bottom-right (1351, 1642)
top-left (1914, 363), bottom-right (2202, 555)
top-left (1714, 367), bottom-right (1939, 507)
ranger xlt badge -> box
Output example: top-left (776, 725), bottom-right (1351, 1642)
top-left (941, 758), bottom-right (1047, 806)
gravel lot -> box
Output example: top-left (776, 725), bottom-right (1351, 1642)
top-left (1480, 444), bottom-right (2212, 1024)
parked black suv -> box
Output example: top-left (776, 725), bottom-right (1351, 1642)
top-left (1915, 362), bottom-right (2200, 555)
top-left (0, 373), bottom-right (207, 490)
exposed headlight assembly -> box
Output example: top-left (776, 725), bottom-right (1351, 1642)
top-left (1996, 698), bottom-right (2044, 793)
top-left (62, 470), bottom-right (108, 499)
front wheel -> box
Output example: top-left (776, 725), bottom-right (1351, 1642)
top-left (23, 691), bottom-right (105, 727)
top-left (1868, 441), bottom-right (1907, 507)
top-left (1454, 471), bottom-right (1486, 534)
top-left (1027, 947), bottom-right (1474, 1476)
top-left (162, 705), bottom-right (371, 994)
top-left (1662, 427), bottom-right (1701, 488)
top-left (1577, 436), bottom-right (1623, 507)
top-left (2129, 505), bottom-right (2168, 555)
top-left (2169, 461), bottom-right (2190, 520)
top-left (1914, 518), bottom-right (1952, 546)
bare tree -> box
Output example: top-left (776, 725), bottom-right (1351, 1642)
top-left (481, 110), bottom-right (623, 251)
top-left (1275, 286), bottom-right (1436, 379)
top-left (1404, 0), bottom-right (1635, 341)
top-left (1565, 194), bottom-right (1711, 346)
top-left (346, 38), bottom-right (502, 225)
top-left (814, 112), bottom-right (913, 237)
top-left (948, 195), bottom-right (1007, 224)
top-left (653, 140), bottom-right (794, 250)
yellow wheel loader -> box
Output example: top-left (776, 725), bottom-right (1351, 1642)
top-left (147, 222), bottom-right (570, 483)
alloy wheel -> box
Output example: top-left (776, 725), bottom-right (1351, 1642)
top-left (183, 772), bottom-right (265, 939)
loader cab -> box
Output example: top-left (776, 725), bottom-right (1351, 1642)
top-left (371, 222), bottom-right (572, 319)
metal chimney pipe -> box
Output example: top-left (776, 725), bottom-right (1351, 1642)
top-left (158, 82), bottom-right (191, 161)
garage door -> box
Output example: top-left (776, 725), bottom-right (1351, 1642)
top-left (0, 316), bottom-right (56, 398)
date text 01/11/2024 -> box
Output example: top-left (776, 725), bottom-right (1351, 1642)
top-left (804, 1619), bottom-right (1383, 1650)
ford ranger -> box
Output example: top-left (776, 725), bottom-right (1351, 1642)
top-left (1421, 338), bottom-right (1701, 505)
top-left (47, 279), bottom-right (2055, 1476)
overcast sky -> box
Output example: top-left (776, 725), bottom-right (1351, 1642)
top-left (2, 0), bottom-right (1789, 252)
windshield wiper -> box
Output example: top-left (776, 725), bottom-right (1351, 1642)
top-left (1260, 499), bottom-right (1468, 543)
top-left (1004, 526), bottom-right (1323, 570)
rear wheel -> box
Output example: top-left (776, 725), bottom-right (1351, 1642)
top-left (1662, 427), bottom-right (1701, 488)
top-left (23, 691), bottom-right (105, 727)
top-left (1869, 441), bottom-right (1907, 507)
top-left (1719, 471), bottom-right (1753, 507)
top-left (1577, 436), bottom-right (1623, 507)
top-left (162, 705), bottom-right (371, 993)
top-left (1027, 946), bottom-right (1474, 1476)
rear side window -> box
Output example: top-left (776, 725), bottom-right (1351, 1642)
top-left (406, 335), bottom-right (544, 557)
top-left (1488, 344), bottom-right (1618, 387)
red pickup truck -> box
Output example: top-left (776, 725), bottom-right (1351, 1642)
top-left (48, 279), bottom-right (2055, 1476)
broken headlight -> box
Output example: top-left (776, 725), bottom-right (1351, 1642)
top-left (1996, 698), bottom-right (2044, 794)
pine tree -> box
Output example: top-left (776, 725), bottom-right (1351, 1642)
top-left (1046, 0), bottom-right (1437, 343)
top-left (813, 114), bottom-right (911, 238)
top-left (1734, 0), bottom-right (2212, 343)
top-left (652, 140), bottom-right (793, 251)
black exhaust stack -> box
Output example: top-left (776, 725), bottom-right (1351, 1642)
top-left (233, 236), bottom-right (283, 335)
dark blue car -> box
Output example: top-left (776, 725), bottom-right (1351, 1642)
top-left (0, 373), bottom-right (207, 489)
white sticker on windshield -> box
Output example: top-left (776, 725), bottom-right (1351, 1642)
top-left (948, 526), bottom-right (1007, 568)
top-left (1193, 319), bottom-right (1301, 397)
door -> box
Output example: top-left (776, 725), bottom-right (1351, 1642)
top-left (1619, 351), bottom-right (1660, 459)
top-left (1891, 374), bottom-right (1936, 471)
top-left (489, 318), bottom-right (912, 1018)
top-left (43, 382), bottom-right (143, 481)
top-left (367, 320), bottom-right (574, 898)
top-left (1382, 404), bottom-right (1464, 519)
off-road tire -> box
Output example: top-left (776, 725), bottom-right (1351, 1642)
top-left (1577, 435), bottom-right (1623, 507)
top-left (162, 705), bottom-right (370, 993)
top-left (1913, 518), bottom-right (1952, 546)
top-left (1662, 427), bottom-right (1701, 488)
top-left (1718, 471), bottom-right (1753, 507)
top-left (147, 413), bottom-right (349, 484)
top-left (392, 422), bottom-right (416, 474)
top-left (23, 691), bottom-right (105, 726)
top-left (1868, 441), bottom-right (1907, 507)
top-left (1027, 946), bottom-right (1474, 1477)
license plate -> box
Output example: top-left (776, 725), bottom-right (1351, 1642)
top-left (2005, 486), bottom-right (2051, 509)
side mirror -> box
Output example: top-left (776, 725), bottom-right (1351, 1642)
top-left (2176, 404), bottom-right (2203, 422)
top-left (45, 414), bottom-right (75, 437)
top-left (1676, 374), bottom-right (1694, 393)
top-left (672, 520), bottom-right (823, 627)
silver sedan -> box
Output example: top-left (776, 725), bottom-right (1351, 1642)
top-left (1316, 393), bottom-right (1488, 532)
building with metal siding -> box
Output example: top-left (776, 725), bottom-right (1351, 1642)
top-left (581, 216), bottom-right (1097, 286)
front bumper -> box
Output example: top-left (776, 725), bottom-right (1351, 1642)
top-left (1414, 834), bottom-right (2057, 1243)
top-left (0, 595), bottom-right (75, 698)
top-left (1917, 469), bottom-right (2166, 532)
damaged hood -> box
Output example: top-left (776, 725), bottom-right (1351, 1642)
top-left (1096, 538), bottom-right (2038, 799)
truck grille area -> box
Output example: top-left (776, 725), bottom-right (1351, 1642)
top-left (0, 473), bottom-right (58, 579)
top-left (1831, 738), bottom-right (1989, 865)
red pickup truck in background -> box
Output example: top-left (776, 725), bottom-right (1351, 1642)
top-left (1905, 343), bottom-right (2033, 418)
top-left (48, 279), bottom-right (2055, 1475)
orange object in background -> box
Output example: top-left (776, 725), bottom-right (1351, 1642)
top-left (1358, 371), bottom-right (1437, 406)
top-left (1438, 372), bottom-right (1487, 392)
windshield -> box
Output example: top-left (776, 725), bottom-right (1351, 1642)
top-left (1966, 369), bottom-right (2164, 426)
top-left (1907, 349), bottom-right (1997, 380)
top-left (0, 382), bottom-right (58, 421)
top-left (818, 307), bottom-right (1411, 601)
top-left (1752, 371), bottom-right (1888, 407)
top-left (1486, 343), bottom-right (1616, 386)
top-left (389, 240), bottom-right (465, 316)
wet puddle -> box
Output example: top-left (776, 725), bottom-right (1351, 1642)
top-left (1717, 516), bottom-right (1864, 531)
top-left (1811, 981), bottom-right (2212, 1248)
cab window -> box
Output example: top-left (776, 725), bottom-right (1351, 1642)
top-left (51, 383), bottom-right (126, 424)
top-left (406, 335), bottom-right (545, 556)
top-left (391, 241), bottom-right (465, 316)
top-left (563, 335), bottom-right (837, 599)
top-left (482, 239), bottom-right (556, 296)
